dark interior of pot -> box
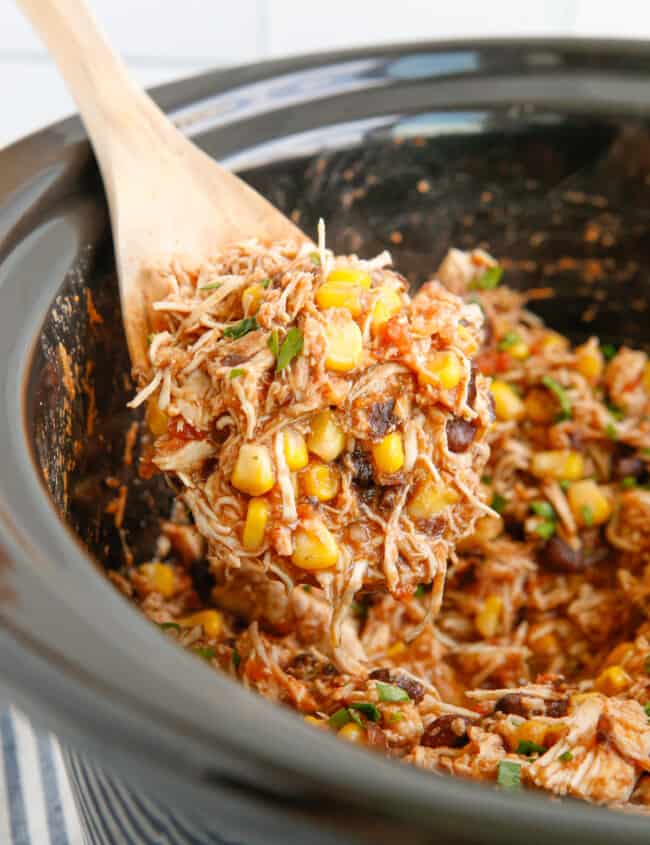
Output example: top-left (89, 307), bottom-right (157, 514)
top-left (27, 109), bottom-right (650, 606)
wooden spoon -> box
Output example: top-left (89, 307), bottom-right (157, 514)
top-left (17, 0), bottom-right (309, 375)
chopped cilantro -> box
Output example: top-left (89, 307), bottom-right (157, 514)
top-left (541, 375), bottom-right (572, 421)
top-left (472, 265), bottom-right (503, 290)
top-left (497, 760), bottom-right (521, 790)
top-left (605, 422), bottom-right (618, 441)
top-left (530, 501), bottom-right (555, 520)
top-left (328, 708), bottom-right (351, 729)
top-left (601, 343), bottom-right (617, 361)
top-left (229, 368), bottom-right (245, 379)
top-left (259, 278), bottom-right (271, 289)
top-left (581, 505), bottom-right (594, 526)
top-left (481, 474), bottom-right (493, 484)
top-left (559, 750), bottom-right (573, 763)
top-left (223, 317), bottom-right (258, 339)
top-left (376, 682), bottom-right (410, 703)
top-left (644, 702), bottom-right (650, 721)
top-left (268, 329), bottom-right (280, 359)
top-left (157, 621), bottom-right (181, 632)
top-left (146, 333), bottom-right (153, 345)
top-left (607, 404), bottom-right (624, 421)
top-left (232, 648), bottom-right (241, 669)
top-left (621, 476), bottom-right (637, 489)
top-left (194, 646), bottom-right (216, 661)
top-left (276, 327), bottom-right (304, 372)
top-left (310, 251), bottom-right (322, 266)
top-left (414, 584), bottom-right (427, 598)
top-left (498, 331), bottom-right (521, 351)
top-left (491, 493), bottom-right (508, 514)
top-left (199, 282), bottom-right (222, 292)
top-left (349, 701), bottom-right (380, 722)
top-left (516, 740), bottom-right (546, 756)
top-left (302, 584), bottom-right (312, 593)
top-left (534, 521), bottom-right (556, 541)
top-left (559, 479), bottom-right (571, 492)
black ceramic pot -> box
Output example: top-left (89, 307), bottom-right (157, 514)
top-left (2, 39), bottom-right (650, 845)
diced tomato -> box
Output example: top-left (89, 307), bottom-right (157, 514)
top-left (477, 350), bottom-right (511, 376)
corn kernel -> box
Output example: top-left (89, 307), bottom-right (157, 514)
top-left (407, 480), bottom-right (459, 521)
top-left (386, 641), bottom-right (406, 658)
top-left (139, 563), bottom-right (176, 598)
top-left (514, 719), bottom-right (549, 750)
top-left (540, 331), bottom-right (569, 353)
top-left (327, 267), bottom-right (372, 288)
top-left (525, 388), bottom-right (556, 424)
top-left (595, 665), bottom-right (632, 696)
top-left (242, 283), bottom-right (264, 314)
top-left (282, 429), bottom-right (309, 471)
top-left (316, 282), bottom-right (364, 316)
top-left (338, 722), bottom-right (366, 744)
top-left (508, 341), bottom-right (530, 360)
top-left (643, 362), bottom-right (650, 394)
top-left (418, 351), bottom-right (462, 390)
top-left (490, 381), bottom-right (525, 421)
top-left (145, 397), bottom-right (169, 437)
top-left (242, 497), bottom-right (271, 550)
top-left (324, 315), bottom-right (363, 372)
top-left (231, 444), bottom-right (275, 496)
top-left (567, 480), bottom-right (612, 527)
top-left (372, 432), bottom-right (405, 475)
top-left (307, 411), bottom-right (346, 462)
top-left (304, 715), bottom-right (328, 729)
top-left (292, 523), bottom-right (339, 570)
top-left (371, 287), bottom-right (402, 334)
top-left (302, 463), bottom-right (340, 502)
top-left (475, 594), bottom-right (502, 638)
top-left (531, 450), bottom-right (584, 481)
top-left (179, 610), bottom-right (222, 638)
top-left (575, 344), bottom-right (604, 383)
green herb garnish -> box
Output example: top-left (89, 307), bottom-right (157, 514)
top-left (534, 521), bottom-right (556, 541)
top-left (621, 476), bottom-right (637, 489)
top-left (644, 702), bottom-right (650, 722)
top-left (310, 251), bottom-right (322, 266)
top-left (194, 646), bottom-right (216, 661)
top-left (605, 422), bottom-right (618, 441)
top-left (229, 368), bottom-right (245, 379)
top-left (276, 327), bottom-right (304, 372)
top-left (223, 317), bottom-right (258, 339)
top-left (268, 329), bottom-right (280, 359)
top-left (328, 708), bottom-right (351, 729)
top-left (601, 343), bottom-right (617, 361)
top-left (147, 333), bottom-right (153, 345)
top-left (349, 701), bottom-right (380, 722)
top-left (481, 474), bottom-right (493, 484)
top-left (259, 278), bottom-right (271, 289)
top-left (559, 750), bottom-right (573, 763)
top-left (491, 493), bottom-right (508, 514)
top-left (541, 375), bottom-right (572, 421)
top-left (516, 740), bottom-right (546, 756)
top-left (498, 331), bottom-right (521, 351)
top-left (376, 682), bottom-right (410, 703)
top-left (497, 760), bottom-right (521, 790)
top-left (607, 404), bottom-right (624, 421)
top-left (232, 648), bottom-right (241, 669)
top-left (559, 479), bottom-right (571, 492)
top-left (531, 501), bottom-right (555, 521)
top-left (414, 584), bottom-right (427, 598)
top-left (199, 282), bottom-right (222, 292)
top-left (158, 621), bottom-right (181, 632)
top-left (581, 505), bottom-right (594, 526)
top-left (472, 266), bottom-right (503, 290)
top-left (302, 584), bottom-right (312, 593)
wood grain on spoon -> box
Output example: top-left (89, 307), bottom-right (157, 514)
top-left (17, 0), bottom-right (308, 375)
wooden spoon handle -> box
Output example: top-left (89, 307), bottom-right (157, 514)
top-left (16, 0), bottom-right (168, 169)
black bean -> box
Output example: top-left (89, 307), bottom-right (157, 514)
top-left (539, 536), bottom-right (585, 573)
top-left (368, 399), bottom-right (396, 439)
top-left (221, 353), bottom-right (246, 367)
top-left (369, 668), bottom-right (425, 703)
top-left (446, 417), bottom-right (477, 453)
top-left (467, 363), bottom-right (478, 407)
top-left (369, 668), bottom-right (392, 682)
top-left (190, 559), bottom-right (215, 603)
top-left (351, 448), bottom-right (375, 488)
top-left (494, 693), bottom-right (527, 717)
top-left (613, 454), bottom-right (645, 482)
top-left (546, 698), bottom-right (569, 718)
top-left (421, 715), bottom-right (473, 749)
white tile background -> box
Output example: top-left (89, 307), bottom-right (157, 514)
top-left (2, 0), bottom-right (650, 148)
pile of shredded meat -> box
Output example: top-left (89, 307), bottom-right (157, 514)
top-left (114, 239), bottom-right (650, 810)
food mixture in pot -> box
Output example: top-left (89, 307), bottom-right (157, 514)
top-left (114, 236), bottom-right (650, 809)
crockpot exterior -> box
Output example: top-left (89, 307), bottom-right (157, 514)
top-left (3, 39), bottom-right (650, 845)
